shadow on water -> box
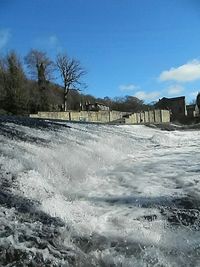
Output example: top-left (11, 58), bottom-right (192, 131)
top-left (162, 197), bottom-right (200, 227)
top-left (0, 187), bottom-right (108, 266)
top-left (0, 115), bottom-right (71, 130)
top-left (0, 175), bottom-right (81, 266)
top-left (0, 123), bottom-right (50, 144)
top-left (0, 189), bottom-right (64, 227)
top-left (87, 195), bottom-right (200, 227)
top-left (0, 115), bottom-right (71, 144)
top-left (87, 195), bottom-right (175, 208)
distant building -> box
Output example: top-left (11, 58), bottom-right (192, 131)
top-left (186, 93), bottom-right (200, 118)
top-left (155, 96), bottom-right (186, 121)
top-left (84, 102), bottom-right (110, 111)
top-left (196, 93), bottom-right (200, 117)
top-left (186, 104), bottom-right (196, 118)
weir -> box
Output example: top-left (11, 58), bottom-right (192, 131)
top-left (30, 109), bottom-right (170, 124)
top-left (0, 117), bottom-right (200, 266)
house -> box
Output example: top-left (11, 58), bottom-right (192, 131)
top-left (155, 96), bottom-right (186, 121)
top-left (186, 104), bottom-right (196, 118)
top-left (196, 93), bottom-right (200, 117)
top-left (186, 93), bottom-right (200, 118)
top-left (84, 102), bottom-right (110, 111)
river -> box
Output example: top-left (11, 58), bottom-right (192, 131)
top-left (0, 117), bottom-right (200, 266)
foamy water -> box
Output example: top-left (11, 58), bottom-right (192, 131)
top-left (0, 117), bottom-right (200, 266)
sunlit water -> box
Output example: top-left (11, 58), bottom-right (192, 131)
top-left (0, 117), bottom-right (200, 266)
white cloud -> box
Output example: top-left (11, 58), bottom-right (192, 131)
top-left (134, 91), bottom-right (160, 101)
top-left (119, 84), bottom-right (139, 92)
top-left (167, 85), bottom-right (184, 96)
top-left (0, 28), bottom-right (10, 50)
top-left (48, 35), bottom-right (59, 47)
top-left (35, 35), bottom-right (62, 51)
top-left (159, 60), bottom-right (200, 82)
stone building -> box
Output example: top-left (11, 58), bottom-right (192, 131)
top-left (155, 96), bottom-right (186, 121)
top-left (196, 93), bottom-right (200, 117)
top-left (186, 93), bottom-right (200, 118)
top-left (186, 104), bottom-right (196, 118)
top-left (84, 102), bottom-right (110, 111)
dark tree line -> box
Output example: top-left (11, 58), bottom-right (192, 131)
top-left (0, 49), bottom-right (86, 115)
top-left (0, 49), bottom-right (149, 115)
top-left (0, 51), bottom-right (28, 115)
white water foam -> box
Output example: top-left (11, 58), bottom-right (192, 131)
top-left (0, 120), bottom-right (200, 266)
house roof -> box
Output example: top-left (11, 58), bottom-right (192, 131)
top-left (159, 96), bottom-right (185, 102)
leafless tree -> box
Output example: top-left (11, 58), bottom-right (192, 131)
top-left (56, 53), bottom-right (86, 111)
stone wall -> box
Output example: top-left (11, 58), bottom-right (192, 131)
top-left (30, 109), bottom-right (170, 124)
top-left (30, 110), bottom-right (125, 123)
top-left (125, 110), bottom-right (170, 124)
top-left (161, 110), bottom-right (171, 123)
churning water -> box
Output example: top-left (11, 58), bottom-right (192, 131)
top-left (0, 117), bottom-right (200, 266)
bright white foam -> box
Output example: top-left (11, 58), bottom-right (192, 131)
top-left (1, 121), bottom-right (200, 265)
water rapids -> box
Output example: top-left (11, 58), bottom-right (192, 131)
top-left (0, 116), bottom-right (200, 266)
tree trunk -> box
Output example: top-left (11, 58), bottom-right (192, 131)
top-left (64, 93), bottom-right (67, 111)
top-left (64, 85), bottom-right (69, 111)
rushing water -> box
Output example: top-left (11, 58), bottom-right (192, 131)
top-left (0, 117), bottom-right (200, 266)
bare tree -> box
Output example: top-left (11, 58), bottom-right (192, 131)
top-left (56, 53), bottom-right (86, 111)
top-left (25, 49), bottom-right (53, 87)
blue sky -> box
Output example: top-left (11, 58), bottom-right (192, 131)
top-left (1, 0), bottom-right (200, 103)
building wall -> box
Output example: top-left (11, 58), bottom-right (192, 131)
top-left (170, 99), bottom-right (186, 119)
top-left (155, 97), bottom-right (186, 121)
top-left (186, 105), bottom-right (196, 118)
top-left (195, 105), bottom-right (200, 117)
